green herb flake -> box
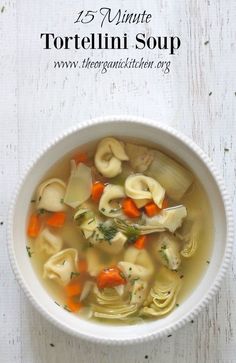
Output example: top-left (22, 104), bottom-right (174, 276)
top-left (1, 6), bottom-right (5, 13)
top-left (206, 260), bottom-right (210, 264)
top-left (125, 225), bottom-right (140, 243)
top-left (119, 271), bottom-right (126, 280)
top-left (30, 199), bottom-right (36, 203)
top-left (88, 218), bottom-right (95, 225)
top-left (54, 301), bottom-right (60, 306)
top-left (209, 91), bottom-right (212, 96)
top-left (176, 303), bottom-right (179, 307)
top-left (159, 249), bottom-right (169, 265)
top-left (38, 208), bottom-right (46, 215)
top-left (224, 148), bottom-right (229, 152)
top-left (98, 223), bottom-right (117, 242)
top-left (204, 40), bottom-right (209, 45)
top-left (60, 198), bottom-right (64, 204)
top-left (101, 208), bottom-right (105, 212)
top-left (70, 272), bottom-right (80, 279)
top-left (63, 305), bottom-right (72, 312)
top-left (26, 246), bottom-right (33, 258)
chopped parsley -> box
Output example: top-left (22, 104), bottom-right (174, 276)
top-left (1, 6), bottom-right (5, 13)
top-left (50, 343), bottom-right (55, 347)
top-left (159, 247), bottom-right (169, 265)
top-left (176, 303), bottom-right (179, 307)
top-left (119, 271), bottom-right (126, 280)
top-left (98, 223), bottom-right (117, 242)
top-left (125, 225), bottom-right (140, 243)
top-left (88, 218), bottom-right (95, 225)
top-left (70, 272), bottom-right (80, 279)
top-left (38, 208), bottom-right (46, 215)
top-left (26, 246), bottom-right (33, 258)
top-left (206, 260), bottom-right (210, 264)
top-left (60, 198), bottom-right (64, 204)
top-left (130, 277), bottom-right (140, 285)
top-left (101, 208), bottom-right (105, 212)
top-left (204, 40), bottom-right (209, 45)
top-left (30, 199), bottom-right (36, 203)
top-left (63, 305), bottom-right (72, 312)
top-left (54, 301), bottom-right (60, 306)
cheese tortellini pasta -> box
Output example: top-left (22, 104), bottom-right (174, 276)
top-left (95, 137), bottom-right (129, 177)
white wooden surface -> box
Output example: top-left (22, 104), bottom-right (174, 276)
top-left (0, 1), bottom-right (236, 362)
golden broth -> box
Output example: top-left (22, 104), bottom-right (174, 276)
top-left (27, 138), bottom-right (213, 323)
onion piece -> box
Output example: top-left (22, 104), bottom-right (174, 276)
top-left (147, 150), bottom-right (193, 201)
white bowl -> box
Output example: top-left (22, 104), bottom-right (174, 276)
top-left (8, 116), bottom-right (234, 344)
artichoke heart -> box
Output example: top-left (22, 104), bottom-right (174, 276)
top-left (140, 267), bottom-right (182, 317)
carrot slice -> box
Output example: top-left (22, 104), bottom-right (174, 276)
top-left (144, 202), bottom-right (161, 217)
top-left (46, 212), bottom-right (66, 228)
top-left (162, 197), bottom-right (169, 209)
top-left (78, 259), bottom-right (88, 273)
top-left (65, 279), bottom-right (82, 297)
top-left (97, 266), bottom-right (127, 289)
top-left (66, 297), bottom-right (82, 312)
top-left (27, 214), bottom-right (41, 238)
top-left (73, 152), bottom-right (88, 164)
top-left (122, 198), bottom-right (141, 218)
top-left (134, 235), bottom-right (147, 249)
top-left (91, 182), bottom-right (105, 202)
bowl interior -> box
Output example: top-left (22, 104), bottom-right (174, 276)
top-left (10, 120), bottom-right (228, 342)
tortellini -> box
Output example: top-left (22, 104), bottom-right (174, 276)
top-left (130, 280), bottom-right (148, 305)
top-left (152, 232), bottom-right (181, 270)
top-left (95, 137), bottom-right (129, 178)
top-left (125, 174), bottom-right (165, 208)
top-left (96, 232), bottom-right (127, 255)
top-left (36, 228), bottom-right (63, 255)
top-left (124, 246), bottom-right (154, 275)
top-left (99, 184), bottom-right (125, 217)
top-left (118, 262), bottom-right (152, 281)
top-left (118, 247), bottom-right (154, 282)
top-left (43, 248), bottom-right (78, 285)
top-left (36, 178), bottom-right (66, 212)
top-left (86, 248), bottom-right (116, 277)
top-left (125, 143), bottom-right (154, 172)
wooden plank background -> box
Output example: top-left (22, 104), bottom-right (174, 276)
top-left (0, 0), bottom-right (235, 362)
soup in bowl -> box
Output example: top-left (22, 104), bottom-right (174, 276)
top-left (8, 117), bottom-right (233, 343)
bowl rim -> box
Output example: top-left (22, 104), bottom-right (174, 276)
top-left (7, 115), bottom-right (234, 344)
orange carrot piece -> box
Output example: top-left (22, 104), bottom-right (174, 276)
top-left (144, 202), bottom-right (161, 217)
top-left (73, 152), bottom-right (88, 164)
top-left (134, 235), bottom-right (147, 249)
top-left (46, 212), bottom-right (66, 228)
top-left (65, 279), bottom-right (82, 297)
top-left (66, 297), bottom-right (82, 312)
top-left (97, 266), bottom-right (127, 289)
top-left (91, 182), bottom-right (105, 202)
top-left (162, 197), bottom-right (169, 209)
top-left (27, 214), bottom-right (41, 238)
top-left (122, 198), bottom-right (141, 218)
top-left (78, 259), bottom-right (88, 273)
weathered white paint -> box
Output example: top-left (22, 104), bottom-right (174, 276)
top-left (0, 0), bottom-right (235, 362)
